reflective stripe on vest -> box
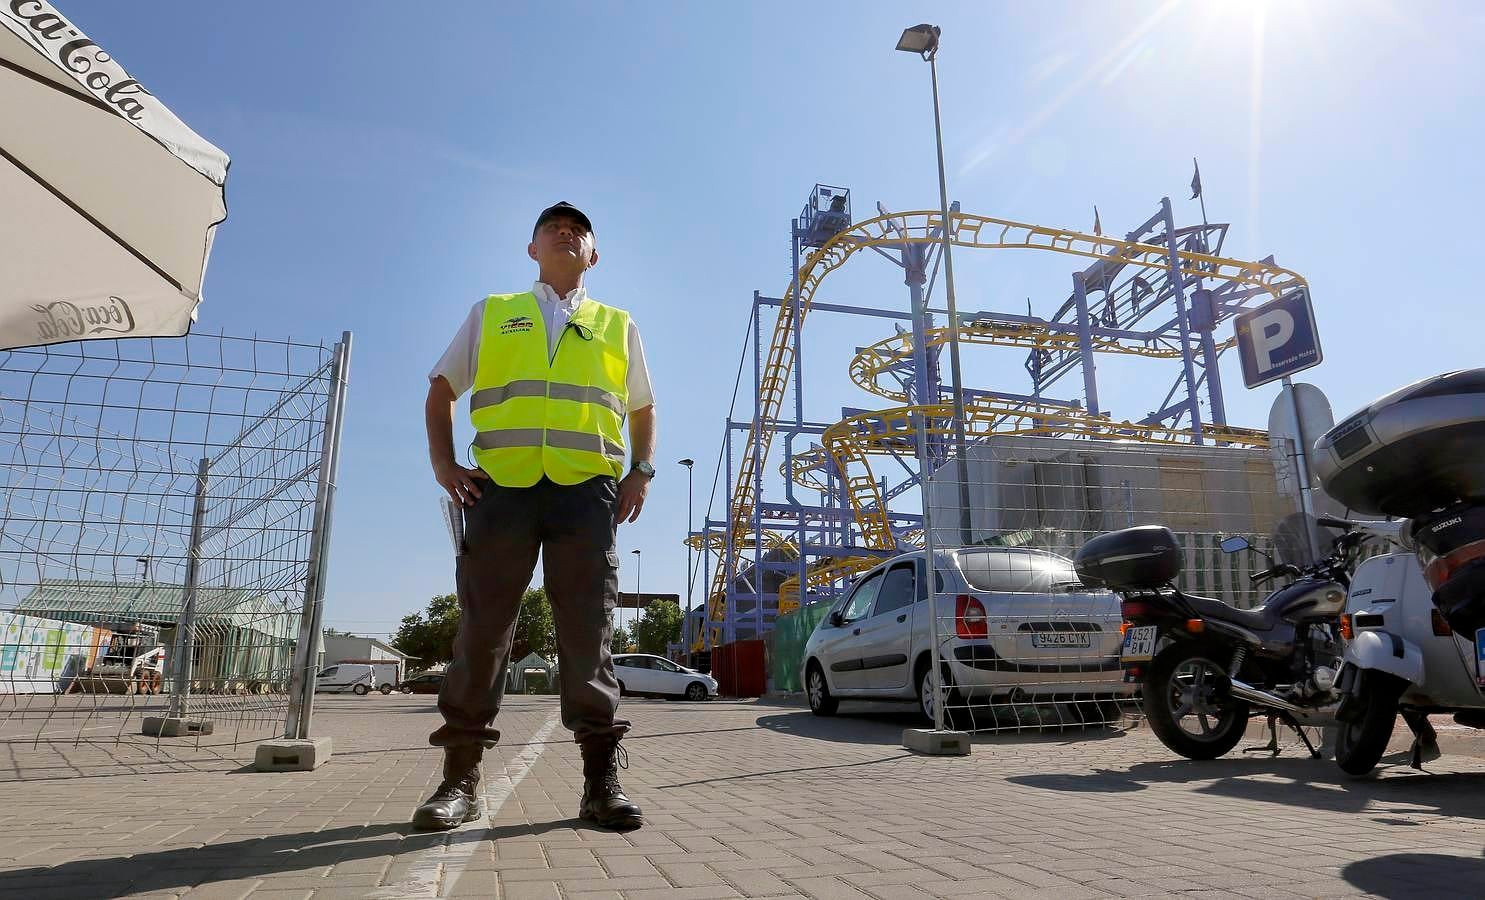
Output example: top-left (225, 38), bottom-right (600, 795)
top-left (468, 292), bottom-right (630, 487)
top-left (471, 380), bottom-right (626, 418)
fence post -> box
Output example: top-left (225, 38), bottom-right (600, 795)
top-left (142, 457), bottom-right (212, 738)
top-left (257, 332), bottom-right (352, 771)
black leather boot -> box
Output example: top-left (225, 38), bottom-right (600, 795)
top-left (412, 745), bottom-right (483, 831)
top-left (578, 739), bottom-right (643, 830)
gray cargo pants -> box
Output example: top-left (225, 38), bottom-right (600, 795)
top-left (430, 474), bottom-right (629, 749)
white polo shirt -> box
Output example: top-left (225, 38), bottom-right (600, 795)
top-left (429, 282), bottom-right (654, 412)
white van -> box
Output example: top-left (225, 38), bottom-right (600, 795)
top-left (315, 663), bottom-right (377, 695)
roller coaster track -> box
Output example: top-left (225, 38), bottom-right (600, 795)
top-left (685, 530), bottom-right (792, 552)
top-left (776, 555), bottom-right (882, 613)
top-left (708, 208), bottom-right (1307, 635)
top-left (849, 321), bottom-right (1238, 404)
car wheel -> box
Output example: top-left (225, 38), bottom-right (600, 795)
top-left (685, 682), bottom-right (708, 702)
top-left (400, 686), bottom-right (412, 694)
top-left (916, 659), bottom-right (972, 729)
top-left (378, 684), bottom-right (393, 695)
top-left (352, 684), bottom-right (370, 696)
top-left (806, 663), bottom-right (837, 716)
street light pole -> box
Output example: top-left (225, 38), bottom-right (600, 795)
top-left (679, 458), bottom-right (695, 657)
top-left (897, 24), bottom-right (973, 544)
top-left (897, 23), bottom-right (972, 740)
top-left (630, 547), bottom-right (642, 611)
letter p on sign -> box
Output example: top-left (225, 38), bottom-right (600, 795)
top-left (1234, 288), bottom-right (1322, 389)
top-left (1249, 309), bottom-right (1294, 374)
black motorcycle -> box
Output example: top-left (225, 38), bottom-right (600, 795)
top-left (1074, 524), bottom-right (1364, 760)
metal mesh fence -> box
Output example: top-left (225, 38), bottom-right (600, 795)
top-left (915, 434), bottom-right (1302, 734)
top-left (0, 332), bottom-right (348, 758)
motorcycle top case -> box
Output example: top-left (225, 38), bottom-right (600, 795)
top-left (1314, 368), bottom-right (1485, 518)
top-left (1074, 526), bottom-right (1183, 591)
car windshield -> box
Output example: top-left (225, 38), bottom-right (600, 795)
top-left (954, 549), bottom-right (1087, 593)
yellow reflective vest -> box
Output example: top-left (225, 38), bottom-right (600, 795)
top-left (469, 292), bottom-right (629, 487)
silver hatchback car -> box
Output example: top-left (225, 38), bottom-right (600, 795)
top-left (801, 547), bottom-right (1133, 724)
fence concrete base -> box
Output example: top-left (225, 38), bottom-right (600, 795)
top-left (902, 728), bottom-right (971, 756)
top-left (253, 737), bottom-right (332, 772)
top-left (141, 717), bottom-right (215, 737)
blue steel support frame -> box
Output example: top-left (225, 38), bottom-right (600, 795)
top-left (751, 292), bottom-right (765, 638)
top-left (1160, 196), bottom-right (1205, 444)
top-left (790, 223), bottom-right (811, 611)
top-left (1070, 273), bottom-right (1100, 416)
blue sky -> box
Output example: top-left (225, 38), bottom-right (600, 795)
top-left (65, 1), bottom-right (1485, 639)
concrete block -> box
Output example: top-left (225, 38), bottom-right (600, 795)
top-left (253, 737), bottom-right (332, 772)
top-left (902, 728), bottom-right (971, 756)
top-left (140, 716), bottom-right (214, 737)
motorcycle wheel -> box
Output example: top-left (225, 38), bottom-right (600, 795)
top-left (1334, 671), bottom-right (1406, 777)
top-left (1143, 643), bottom-right (1250, 760)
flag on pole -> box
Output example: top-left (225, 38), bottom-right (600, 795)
top-left (1190, 158), bottom-right (1203, 199)
top-left (1092, 205), bottom-right (1102, 237)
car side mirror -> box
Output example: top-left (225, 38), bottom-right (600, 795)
top-left (828, 610), bottom-right (844, 628)
top-left (1219, 536), bottom-right (1251, 554)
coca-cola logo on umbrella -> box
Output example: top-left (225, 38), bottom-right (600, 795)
top-left (30, 296), bottom-right (137, 342)
top-left (5, 0), bottom-right (151, 121)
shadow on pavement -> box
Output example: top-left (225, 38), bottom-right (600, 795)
top-left (756, 709), bottom-right (920, 745)
top-left (0, 823), bottom-right (426, 895)
top-left (1341, 852), bottom-right (1485, 898)
top-left (1007, 756), bottom-right (1485, 821)
top-left (757, 708), bottom-right (1131, 747)
top-left (661, 752), bottom-right (915, 789)
top-left (0, 819), bottom-right (617, 896)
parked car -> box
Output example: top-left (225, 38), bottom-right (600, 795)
top-left (613, 654), bottom-right (718, 700)
top-left (315, 663), bottom-right (377, 695)
top-left (397, 672), bottom-right (444, 694)
top-left (801, 548), bottom-right (1133, 725)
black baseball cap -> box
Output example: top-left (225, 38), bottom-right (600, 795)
top-left (533, 201), bottom-right (594, 239)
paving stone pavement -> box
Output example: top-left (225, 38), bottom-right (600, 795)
top-left (2, 693), bottom-right (1485, 898)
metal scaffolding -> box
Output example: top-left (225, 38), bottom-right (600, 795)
top-left (693, 181), bottom-right (1308, 652)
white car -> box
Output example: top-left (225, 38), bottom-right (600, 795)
top-left (314, 663), bottom-right (377, 695)
top-left (801, 548), bottom-right (1134, 724)
top-left (613, 654), bottom-right (717, 701)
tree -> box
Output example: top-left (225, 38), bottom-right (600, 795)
top-left (511, 588), bottom-right (555, 662)
top-left (632, 599), bottom-right (682, 655)
top-left (610, 624), bottom-right (633, 654)
top-left (391, 593), bottom-right (460, 668)
top-left (392, 588), bottom-right (555, 669)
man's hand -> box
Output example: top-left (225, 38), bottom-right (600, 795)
top-left (615, 471), bottom-right (650, 524)
top-left (435, 459), bottom-right (490, 507)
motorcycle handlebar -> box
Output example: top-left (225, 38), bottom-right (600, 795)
top-left (1317, 516), bottom-right (1356, 530)
top-left (1250, 563), bottom-right (1303, 585)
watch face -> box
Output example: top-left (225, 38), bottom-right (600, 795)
top-left (634, 461), bottom-right (655, 478)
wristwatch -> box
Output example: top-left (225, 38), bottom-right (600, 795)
top-left (631, 460), bottom-right (656, 479)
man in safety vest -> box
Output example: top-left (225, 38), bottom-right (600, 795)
top-left (417, 202), bottom-right (656, 831)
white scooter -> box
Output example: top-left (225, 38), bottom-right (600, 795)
top-left (1324, 516), bottom-right (1485, 776)
top-left (1308, 370), bottom-right (1485, 776)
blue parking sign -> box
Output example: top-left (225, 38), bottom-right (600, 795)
top-left (1234, 288), bottom-right (1323, 389)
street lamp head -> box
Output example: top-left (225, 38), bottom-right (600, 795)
top-left (631, 548), bottom-right (641, 555)
top-left (896, 23), bottom-right (940, 58)
top-left (678, 458), bottom-right (694, 467)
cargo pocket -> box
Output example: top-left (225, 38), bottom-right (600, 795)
top-left (604, 550), bottom-right (621, 614)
